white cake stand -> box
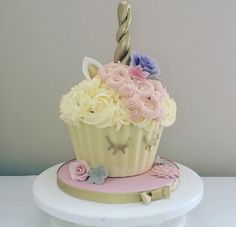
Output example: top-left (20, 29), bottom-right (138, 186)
top-left (33, 163), bottom-right (203, 227)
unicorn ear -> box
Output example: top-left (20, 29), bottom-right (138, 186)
top-left (82, 57), bottom-right (102, 79)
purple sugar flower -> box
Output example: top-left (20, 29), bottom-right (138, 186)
top-left (131, 51), bottom-right (160, 76)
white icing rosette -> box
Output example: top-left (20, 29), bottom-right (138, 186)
top-left (78, 93), bottom-right (115, 128)
top-left (160, 97), bottom-right (177, 127)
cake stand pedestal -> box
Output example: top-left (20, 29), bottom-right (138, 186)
top-left (33, 164), bottom-right (203, 227)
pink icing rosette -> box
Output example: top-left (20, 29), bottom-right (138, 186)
top-left (98, 63), bottom-right (131, 90)
top-left (118, 83), bottom-right (137, 98)
top-left (68, 160), bottom-right (90, 181)
top-left (133, 79), bottom-right (155, 96)
top-left (125, 96), bottom-right (140, 110)
top-left (139, 94), bottom-right (161, 119)
top-left (98, 63), bottom-right (120, 80)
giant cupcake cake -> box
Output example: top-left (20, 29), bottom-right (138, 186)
top-left (58, 1), bottom-right (179, 205)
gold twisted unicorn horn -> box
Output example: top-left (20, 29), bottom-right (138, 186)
top-left (113, 1), bottom-right (132, 65)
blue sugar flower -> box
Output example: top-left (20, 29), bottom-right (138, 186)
top-left (87, 166), bottom-right (108, 185)
top-left (131, 51), bottom-right (160, 76)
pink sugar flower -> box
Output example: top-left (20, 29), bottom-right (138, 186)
top-left (68, 160), bottom-right (90, 181)
top-left (129, 65), bottom-right (149, 80)
top-left (149, 163), bottom-right (179, 179)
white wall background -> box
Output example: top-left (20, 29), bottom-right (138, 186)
top-left (0, 0), bottom-right (236, 176)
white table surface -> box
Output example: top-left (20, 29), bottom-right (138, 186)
top-left (0, 176), bottom-right (236, 227)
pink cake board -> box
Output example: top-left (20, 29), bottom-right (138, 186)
top-left (58, 160), bottom-right (178, 193)
top-left (57, 159), bottom-right (180, 204)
